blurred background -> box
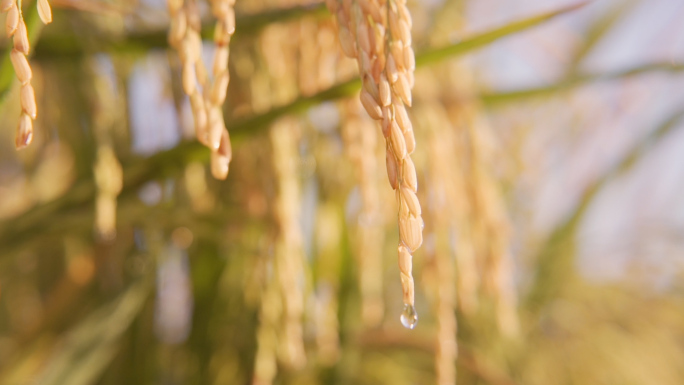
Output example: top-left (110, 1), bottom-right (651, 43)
top-left (1, 0), bottom-right (684, 384)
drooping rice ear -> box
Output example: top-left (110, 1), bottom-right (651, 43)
top-left (328, 0), bottom-right (423, 316)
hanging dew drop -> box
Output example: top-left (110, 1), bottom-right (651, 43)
top-left (400, 303), bottom-right (418, 329)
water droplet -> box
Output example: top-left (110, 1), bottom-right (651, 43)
top-left (400, 303), bottom-right (418, 329)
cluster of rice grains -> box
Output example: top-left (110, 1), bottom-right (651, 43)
top-left (166, 0), bottom-right (234, 179)
top-left (3, 0), bottom-right (52, 149)
top-left (327, 0), bottom-right (422, 329)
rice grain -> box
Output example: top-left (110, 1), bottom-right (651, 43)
top-left (5, 4), bottom-right (18, 37)
top-left (15, 113), bottom-right (33, 149)
top-left (20, 83), bottom-right (37, 119)
top-left (37, 0), bottom-right (52, 24)
top-left (1, 0), bottom-right (13, 12)
top-left (13, 18), bottom-right (28, 54)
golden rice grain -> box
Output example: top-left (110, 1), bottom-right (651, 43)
top-left (404, 45), bottom-right (415, 71)
top-left (168, 12), bottom-right (187, 47)
top-left (1, 0), bottom-right (13, 12)
top-left (195, 60), bottom-right (208, 86)
top-left (167, 0), bottom-right (183, 14)
top-left (210, 70), bottom-right (230, 105)
top-left (390, 42), bottom-right (404, 69)
top-left (190, 92), bottom-right (209, 144)
top-left (403, 126), bottom-right (415, 154)
top-left (222, 9), bottom-right (236, 35)
top-left (359, 50), bottom-right (372, 75)
top-left (362, 75), bottom-right (379, 101)
top-left (37, 0), bottom-right (52, 24)
top-left (400, 274), bottom-right (414, 305)
top-left (378, 73), bottom-right (391, 107)
top-left (386, 54), bottom-right (399, 83)
top-left (398, 245), bottom-right (412, 278)
top-left (394, 73), bottom-right (412, 106)
top-left (178, 38), bottom-right (193, 63)
top-left (211, 0), bottom-right (230, 19)
top-left (394, 102), bottom-right (411, 132)
top-left (185, 29), bottom-right (202, 61)
top-left (15, 113), bottom-right (33, 150)
top-left (397, 188), bottom-right (410, 218)
top-left (6, 4), bottom-right (18, 37)
top-left (385, 147), bottom-right (399, 190)
top-left (398, 2), bottom-right (412, 28)
top-left (10, 49), bottom-right (31, 84)
top-left (181, 61), bottom-right (196, 94)
top-left (402, 157), bottom-right (417, 192)
top-left (381, 106), bottom-right (392, 136)
top-left (397, 244), bottom-right (414, 304)
top-left (20, 83), bottom-right (37, 120)
top-left (189, 90), bottom-right (205, 119)
top-left (210, 130), bottom-right (231, 180)
top-left (14, 19), bottom-right (29, 55)
top-left (388, 8), bottom-right (400, 41)
top-left (360, 89), bottom-right (382, 120)
top-left (389, 121), bottom-right (407, 159)
top-left (325, 0), bottom-right (338, 13)
top-left (338, 27), bottom-right (357, 58)
top-left (357, 24), bottom-right (371, 55)
top-left (207, 106), bottom-right (224, 151)
top-left (398, 19), bottom-right (411, 45)
top-left (213, 19), bottom-right (231, 46)
top-left (401, 186), bottom-right (421, 217)
top-left (213, 46), bottom-right (229, 74)
top-left (399, 216), bottom-right (423, 252)
top-left (194, 117), bottom-right (209, 146)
